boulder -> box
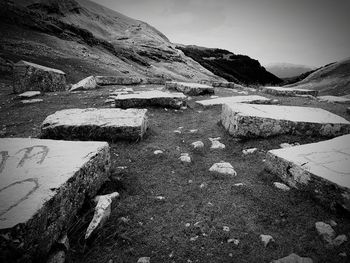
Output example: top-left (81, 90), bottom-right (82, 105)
top-left (209, 162), bottom-right (236, 176)
top-left (262, 86), bottom-right (318, 97)
top-left (41, 108), bottom-right (148, 141)
top-left (70, 76), bottom-right (97, 91)
top-left (166, 82), bottom-right (214, 96)
top-left (196, 95), bottom-right (272, 107)
top-left (13, 60), bottom-right (66, 93)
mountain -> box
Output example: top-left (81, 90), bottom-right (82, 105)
top-left (265, 63), bottom-right (314, 78)
top-left (285, 58), bottom-right (350, 95)
top-left (176, 44), bottom-right (282, 85)
top-left (0, 0), bottom-right (223, 83)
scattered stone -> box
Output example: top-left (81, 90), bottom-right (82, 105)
top-left (173, 130), bottom-right (182, 134)
top-left (209, 162), bottom-right (237, 176)
top-left (185, 223), bottom-right (191, 227)
top-left (179, 153), bottom-right (191, 163)
top-left (318, 96), bottom-right (350, 104)
top-left (199, 182), bottom-right (207, 189)
top-left (209, 137), bottom-right (225, 149)
top-left (242, 148), bottom-right (258, 155)
top-left (180, 106), bottom-right (187, 110)
top-left (104, 98), bottom-right (115, 104)
top-left (17, 91), bottom-right (41, 99)
top-left (191, 141), bottom-right (204, 149)
top-left (154, 150), bottom-right (163, 155)
top-left (196, 95), bottom-right (272, 107)
top-left (234, 183), bottom-right (244, 187)
top-left (332, 234), bottom-right (348, 247)
top-left (273, 182), bottom-right (291, 191)
top-left (315, 222), bottom-right (336, 243)
top-left (21, 99), bottom-right (43, 104)
top-left (328, 220), bottom-right (337, 227)
top-left (13, 60), bottom-right (66, 93)
top-left (41, 108), bottom-right (148, 141)
top-left (110, 87), bottom-right (134, 95)
top-left (260, 234), bottom-right (274, 247)
top-left (114, 90), bottom-right (186, 109)
top-left (262, 86), bottom-right (318, 97)
top-left (221, 103), bottom-right (350, 138)
top-left (70, 76), bottom-right (97, 91)
top-left (227, 238), bottom-right (240, 245)
top-left (223, 226), bottom-right (230, 232)
top-left (190, 236), bottom-right (199, 241)
top-left (189, 129), bottom-right (198, 133)
top-left (119, 217), bottom-right (130, 223)
top-left (210, 95), bottom-right (219, 98)
top-left (211, 82), bottom-right (236, 88)
top-left (271, 253), bottom-right (313, 263)
top-left (339, 252), bottom-right (347, 257)
top-left (95, 76), bottom-right (142, 85)
top-left (85, 192), bottom-right (119, 239)
top-left (155, 196), bottom-right (165, 200)
top-left (265, 135), bottom-right (350, 211)
top-left (166, 82), bottom-right (214, 96)
top-left (0, 138), bottom-right (110, 260)
top-left (137, 257), bottom-right (150, 263)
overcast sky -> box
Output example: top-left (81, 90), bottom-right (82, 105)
top-left (94, 0), bottom-right (350, 67)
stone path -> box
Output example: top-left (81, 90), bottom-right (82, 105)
top-left (0, 138), bottom-right (110, 257)
top-left (262, 86), bottom-right (318, 97)
top-left (221, 103), bottom-right (350, 138)
top-left (265, 134), bottom-right (350, 211)
top-left (196, 95), bottom-right (272, 107)
top-left (165, 81), bottom-right (214, 96)
top-left (41, 108), bottom-right (148, 141)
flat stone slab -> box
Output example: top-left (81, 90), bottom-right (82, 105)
top-left (221, 103), bottom-right (350, 138)
top-left (0, 138), bottom-right (110, 259)
top-left (265, 134), bottom-right (350, 212)
top-left (114, 90), bottom-right (186, 109)
top-left (13, 60), bottom-right (66, 93)
top-left (318, 96), bottom-right (350, 104)
top-left (165, 82), bottom-right (214, 96)
top-left (18, 91), bottom-right (41, 99)
top-left (196, 95), bottom-right (272, 107)
top-left (262, 86), bottom-right (318, 97)
top-left (95, 76), bottom-right (142, 85)
top-left (41, 108), bottom-right (148, 141)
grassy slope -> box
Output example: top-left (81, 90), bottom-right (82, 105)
top-left (1, 76), bottom-right (350, 262)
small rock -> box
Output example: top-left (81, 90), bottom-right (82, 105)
top-left (191, 140), bottom-right (204, 149)
top-left (104, 98), bottom-right (115, 104)
top-left (179, 153), bottom-right (191, 163)
top-left (21, 99), bottom-right (43, 104)
top-left (280, 143), bottom-right (293, 148)
top-left (155, 196), bottom-right (165, 200)
top-left (328, 220), bottom-right (337, 227)
top-left (189, 129), bottom-right (198, 133)
top-left (271, 253), bottom-right (313, 263)
top-left (315, 221), bottom-right (336, 244)
top-left (154, 150), bottom-right (163, 155)
top-left (188, 180), bottom-right (193, 183)
top-left (190, 236), bottom-right (199, 241)
top-left (210, 95), bottom-right (219, 98)
top-left (227, 238), bottom-right (240, 245)
top-left (260, 234), bottom-right (274, 247)
top-left (185, 223), bottom-right (191, 227)
top-left (223, 226), bottom-right (230, 232)
top-left (339, 252), bottom-right (347, 257)
top-left (173, 130), bottom-right (182, 134)
top-left (199, 182), bottom-right (207, 189)
top-left (332, 234), bottom-right (348, 246)
top-left (209, 137), bottom-right (225, 149)
top-left (209, 162), bottom-right (236, 176)
top-left (137, 257), bottom-right (150, 263)
top-left (273, 182), bottom-right (291, 191)
top-left (234, 183), bottom-right (244, 187)
top-left (242, 148), bottom-right (258, 155)
top-left (119, 217), bottom-right (130, 223)
top-left (18, 91), bottom-right (41, 99)
top-left (180, 106), bottom-right (187, 110)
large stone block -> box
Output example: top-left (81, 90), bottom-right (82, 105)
top-left (221, 103), bottom-right (350, 138)
top-left (114, 90), bottom-right (186, 109)
top-left (41, 108), bottom-right (148, 141)
top-left (196, 95), bottom-right (272, 107)
top-left (262, 86), bottom-right (318, 97)
top-left (0, 138), bottom-right (110, 260)
top-left (95, 76), bottom-right (142, 85)
top-left (265, 134), bottom-right (350, 212)
top-left (13, 61), bottom-right (66, 93)
top-left (165, 82), bottom-right (214, 96)
top-left (211, 82), bottom-right (236, 88)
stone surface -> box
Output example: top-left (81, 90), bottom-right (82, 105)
top-left (13, 60), bottom-right (66, 93)
top-left (114, 90), bottom-right (186, 109)
top-left (41, 108), bottom-right (148, 141)
top-left (265, 135), bottom-right (350, 211)
top-left (271, 253), bottom-right (313, 263)
top-left (18, 91), bottom-right (41, 99)
top-left (209, 162), bottom-right (236, 176)
top-left (166, 82), bottom-right (214, 96)
top-left (95, 76), bottom-right (142, 85)
top-left (262, 86), bottom-right (318, 97)
top-left (318, 96), bottom-right (350, 104)
top-left (0, 138), bottom-right (110, 260)
top-left (196, 95), bottom-right (272, 107)
top-left (315, 222), bottom-right (336, 243)
top-left (70, 76), bottom-right (97, 91)
top-left (221, 103), bottom-right (350, 138)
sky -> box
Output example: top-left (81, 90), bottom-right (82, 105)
top-left (93, 0), bottom-right (350, 67)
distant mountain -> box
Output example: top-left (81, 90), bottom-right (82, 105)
top-left (0, 0), bottom-right (223, 83)
top-left (176, 44), bottom-right (282, 85)
top-left (265, 63), bottom-right (314, 78)
top-left (285, 58), bottom-right (350, 95)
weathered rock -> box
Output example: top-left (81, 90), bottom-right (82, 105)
top-left (85, 192), bottom-right (119, 239)
top-left (265, 135), bottom-right (350, 211)
top-left (209, 137), bottom-right (225, 149)
top-left (209, 162), bottom-right (236, 176)
top-left (332, 234), bottom-right (348, 246)
top-left (17, 91), bottom-right (41, 99)
top-left (273, 182), bottom-right (291, 191)
top-left (0, 138), bottom-right (110, 261)
top-left (21, 99), bottom-right (43, 104)
top-left (95, 76), bottom-right (142, 85)
top-left (221, 103), bottom-right (350, 138)
top-left (13, 60), bottom-right (66, 93)
top-left (318, 96), bottom-right (350, 104)
top-left (41, 108), bottom-right (148, 141)
top-left (154, 150), bottom-right (163, 155)
top-left (114, 90), bottom-right (186, 109)
top-left (212, 82), bottom-right (236, 88)
top-left (262, 86), bottom-right (318, 97)
top-left (137, 257), bottom-right (150, 263)
top-left (179, 153), bottom-right (191, 163)
top-left (242, 148), bottom-right (258, 155)
top-left (271, 253), bottom-right (313, 263)
top-left (196, 95), bottom-right (272, 107)
top-left (70, 76), bottom-right (97, 91)
top-left (166, 82), bottom-right (214, 96)
top-left (191, 141), bottom-right (204, 149)
top-left (315, 222), bottom-right (336, 243)
top-left (260, 234), bottom-right (274, 247)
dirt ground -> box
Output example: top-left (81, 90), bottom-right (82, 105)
top-left (0, 76), bottom-right (350, 263)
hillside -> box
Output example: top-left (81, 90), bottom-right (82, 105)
top-left (176, 44), bottom-right (282, 85)
top-left (265, 63), bottom-right (314, 78)
top-left (0, 0), bottom-right (224, 83)
top-left (285, 58), bottom-right (350, 95)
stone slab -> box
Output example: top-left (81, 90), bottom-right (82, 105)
top-left (95, 76), bottom-right (142, 85)
top-left (114, 90), bottom-right (186, 109)
top-left (318, 96), bottom-right (350, 104)
top-left (262, 86), bottom-right (318, 97)
top-left (165, 82), bottom-right (214, 96)
top-left (0, 138), bottom-right (110, 259)
top-left (13, 60), bottom-right (66, 93)
top-left (221, 103), bottom-right (350, 138)
top-left (18, 91), bottom-right (41, 99)
top-left (41, 108), bottom-right (148, 141)
top-left (196, 95), bottom-right (272, 107)
top-left (211, 82), bottom-right (236, 88)
top-left (265, 134), bottom-right (350, 212)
